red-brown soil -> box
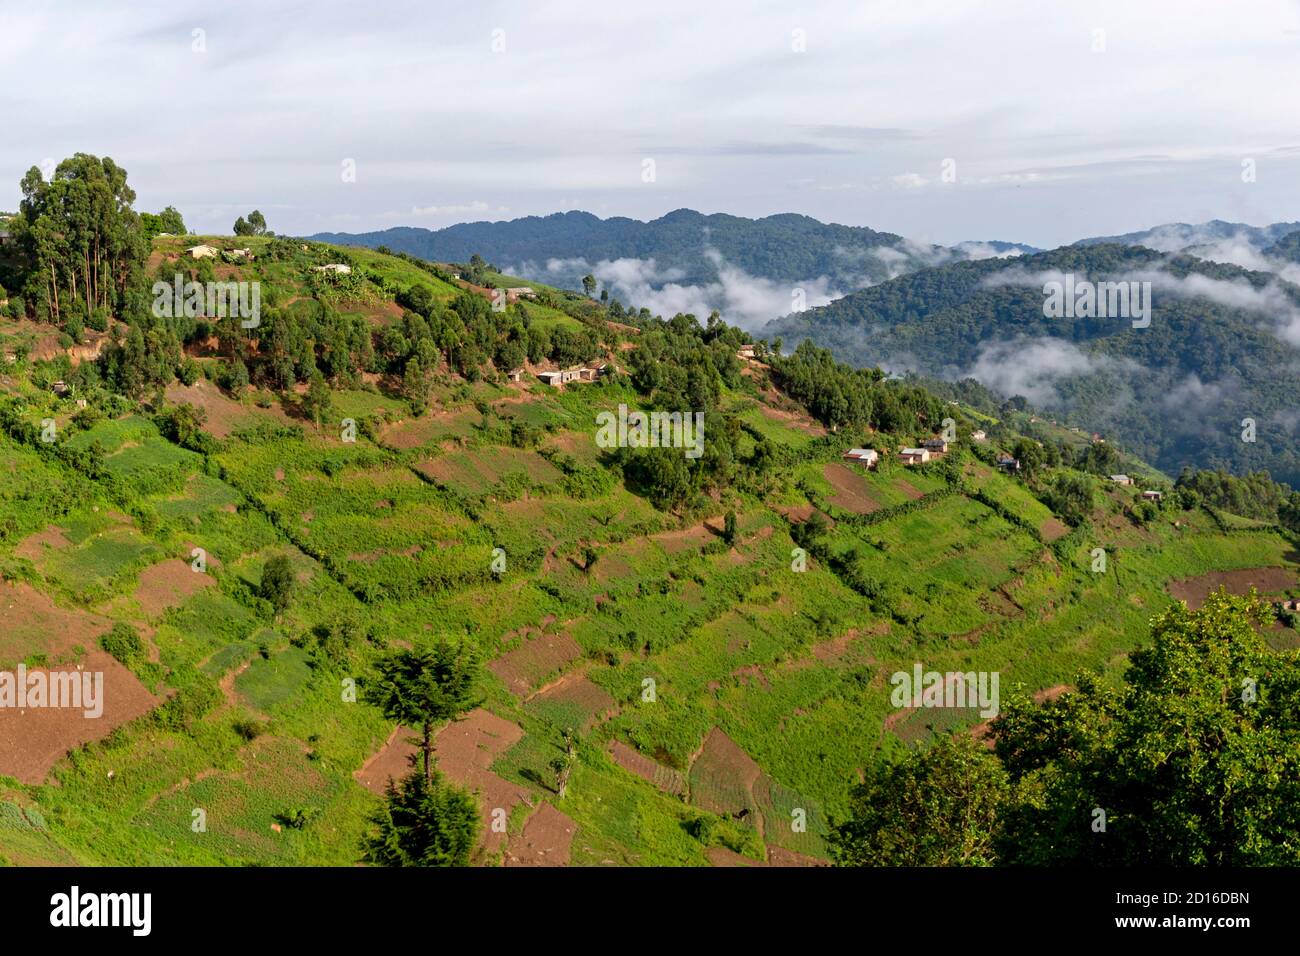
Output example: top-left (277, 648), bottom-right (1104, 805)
top-left (488, 631), bottom-right (583, 697)
top-left (503, 803), bottom-right (577, 866)
top-left (132, 559), bottom-right (216, 619)
top-left (1167, 568), bottom-right (1297, 610)
top-left (608, 740), bottom-right (685, 796)
top-left (0, 649), bottom-right (161, 784)
top-left (822, 463), bottom-right (881, 514)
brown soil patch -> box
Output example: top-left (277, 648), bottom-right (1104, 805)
top-left (756, 402), bottom-right (827, 437)
top-left (133, 559), bottom-right (216, 619)
top-left (775, 503), bottom-right (824, 525)
top-left (767, 846), bottom-right (827, 867)
top-left (651, 521), bottom-right (719, 555)
top-left (607, 740), bottom-right (685, 796)
top-left (164, 379), bottom-right (274, 439)
top-left (503, 803), bottom-right (577, 867)
top-left (0, 581), bottom-right (115, 664)
top-left (822, 463), bottom-right (881, 514)
top-left (353, 725), bottom-right (419, 794)
top-left (730, 664), bottom-right (771, 689)
top-left (432, 708), bottom-right (531, 855)
top-left (882, 672), bottom-right (973, 734)
top-left (895, 479), bottom-right (925, 500)
top-left (689, 727), bottom-right (764, 820)
top-left (1168, 567), bottom-right (1297, 610)
top-left (14, 525), bottom-right (73, 562)
top-left (811, 629), bottom-right (861, 664)
top-left (529, 673), bottom-right (616, 730)
top-left (706, 846), bottom-right (764, 867)
top-left (1039, 518), bottom-right (1069, 542)
top-left (1034, 683), bottom-right (1072, 703)
top-left (488, 631), bottom-right (583, 697)
top-left (0, 649), bottom-right (161, 785)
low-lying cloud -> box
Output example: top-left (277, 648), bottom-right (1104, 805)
top-left (962, 336), bottom-right (1122, 406)
top-left (534, 249), bottom-right (843, 329)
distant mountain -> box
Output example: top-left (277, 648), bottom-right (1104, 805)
top-left (312, 209), bottom-right (1030, 328)
top-left (1073, 219), bottom-right (1300, 252)
top-left (765, 243), bottom-right (1300, 486)
top-left (314, 209), bottom-right (919, 284)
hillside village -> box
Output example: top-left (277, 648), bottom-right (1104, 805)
top-left (0, 161), bottom-right (1298, 868)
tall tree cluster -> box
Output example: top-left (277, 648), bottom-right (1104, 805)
top-left (15, 153), bottom-right (148, 327)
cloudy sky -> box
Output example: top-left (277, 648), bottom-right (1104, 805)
top-left (3, 0), bottom-right (1299, 247)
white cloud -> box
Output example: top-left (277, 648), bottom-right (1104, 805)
top-left (5, 1), bottom-right (1300, 244)
top-left (890, 172), bottom-right (929, 189)
top-left (403, 201), bottom-right (508, 219)
top-left (963, 337), bottom-right (1120, 406)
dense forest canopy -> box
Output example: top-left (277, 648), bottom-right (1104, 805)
top-left (832, 592), bottom-right (1300, 866)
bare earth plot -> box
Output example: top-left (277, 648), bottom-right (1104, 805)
top-left (1168, 567), bottom-right (1297, 610)
top-left (528, 672), bottom-right (616, 731)
top-left (0, 580), bottom-right (115, 665)
top-left (0, 650), bottom-right (161, 785)
top-left (822, 462), bottom-right (882, 514)
top-left (132, 558), bottom-right (216, 619)
top-left (502, 803), bottom-right (577, 866)
top-left (687, 727), bottom-right (827, 859)
top-left (353, 725), bottom-right (419, 794)
top-left (706, 845), bottom-right (826, 867)
top-left (431, 708), bottom-right (532, 855)
top-left (489, 631), bottom-right (583, 697)
top-left (607, 740), bottom-right (686, 796)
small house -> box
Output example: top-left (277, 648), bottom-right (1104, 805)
top-left (187, 244), bottom-right (219, 259)
top-left (842, 448), bottom-right (879, 468)
top-left (1141, 490), bottom-right (1163, 502)
top-left (737, 344), bottom-right (757, 360)
top-left (507, 368), bottom-right (525, 383)
top-left (971, 429), bottom-right (987, 441)
top-left (75, 398), bottom-right (88, 410)
top-left (506, 287), bottom-right (537, 300)
top-left (52, 380), bottom-right (70, 395)
top-left (899, 448), bottom-right (930, 465)
top-left (1110, 475), bottom-right (1133, 486)
top-left (312, 264), bottom-right (352, 275)
top-left (538, 369), bottom-right (583, 386)
top-left (996, 456), bottom-right (1021, 472)
top-left (576, 367), bottom-right (598, 382)
top-left (0, 228), bottom-right (11, 247)
top-left (1278, 598), bottom-right (1300, 613)
top-left (922, 438), bottom-right (949, 453)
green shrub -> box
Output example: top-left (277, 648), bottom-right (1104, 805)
top-left (99, 623), bottom-right (145, 666)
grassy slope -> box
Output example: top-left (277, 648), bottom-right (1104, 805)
top-left (0, 239), bottom-right (1296, 867)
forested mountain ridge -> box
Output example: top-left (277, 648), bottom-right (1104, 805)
top-left (764, 243), bottom-right (1300, 487)
top-left (1072, 219), bottom-right (1300, 252)
top-left (312, 209), bottom-right (929, 286)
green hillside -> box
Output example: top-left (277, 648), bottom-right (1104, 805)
top-left (1, 254), bottom-right (1296, 864)
top-left (764, 244), bottom-right (1300, 487)
top-left (1, 156), bottom-right (1298, 867)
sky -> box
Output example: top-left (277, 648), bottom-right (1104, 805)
top-left (3, 0), bottom-right (1300, 248)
